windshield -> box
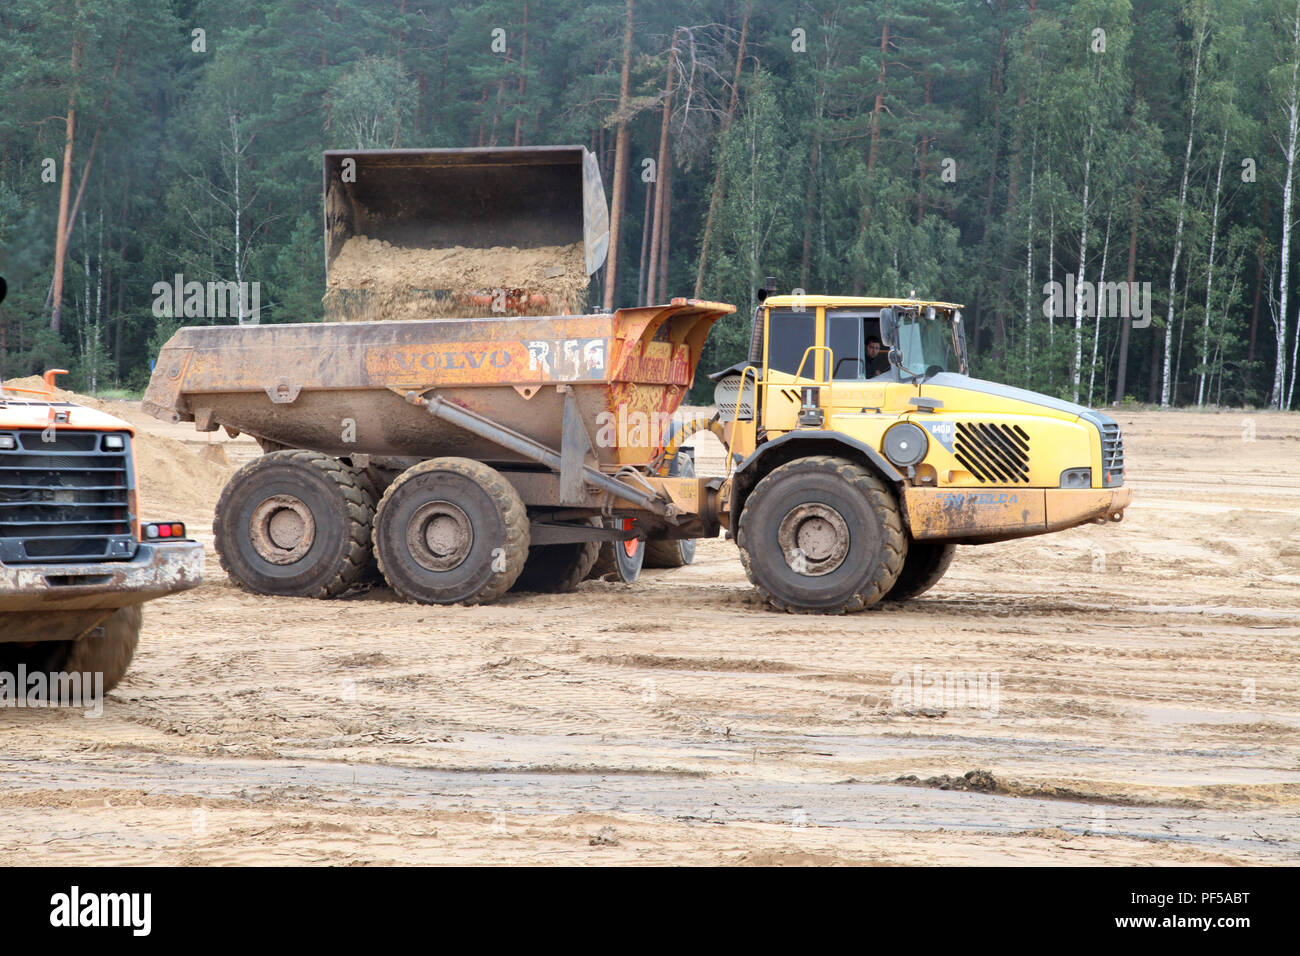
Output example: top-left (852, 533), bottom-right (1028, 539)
top-left (894, 312), bottom-right (961, 378)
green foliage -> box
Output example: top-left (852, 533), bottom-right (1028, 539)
top-left (0, 0), bottom-right (1293, 408)
top-left (327, 57), bottom-right (417, 149)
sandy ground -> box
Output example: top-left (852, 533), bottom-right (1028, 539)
top-left (1, 402), bottom-right (1297, 866)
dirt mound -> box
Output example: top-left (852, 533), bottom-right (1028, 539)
top-left (131, 430), bottom-right (234, 518)
top-left (324, 236), bottom-right (588, 321)
top-left (1, 375), bottom-right (234, 519)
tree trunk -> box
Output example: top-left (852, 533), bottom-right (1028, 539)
top-left (514, 1), bottom-right (528, 147)
top-left (114, 232), bottom-right (124, 380)
top-left (647, 30), bottom-right (678, 305)
top-left (1114, 179), bottom-right (1141, 403)
top-left (1072, 120), bottom-right (1095, 403)
top-left (42, 46), bottom-right (122, 316)
top-left (694, 0), bottom-right (750, 297)
top-left (51, 34), bottom-right (84, 334)
top-left (1024, 138), bottom-right (1036, 375)
top-left (1047, 197), bottom-right (1055, 352)
top-left (916, 75), bottom-right (931, 225)
top-left (1005, 0), bottom-right (1038, 217)
top-left (1281, 1), bottom-right (1300, 408)
top-left (1173, 253), bottom-right (1191, 398)
top-left (983, 11), bottom-right (1006, 226)
top-left (637, 173), bottom-right (653, 305)
top-left (1148, 330), bottom-right (1161, 403)
top-left (1198, 123), bottom-right (1228, 405)
top-left (1088, 204), bottom-right (1112, 406)
top-left (800, 76), bottom-right (825, 288)
top-left (853, 19), bottom-right (891, 293)
top-left (1249, 236), bottom-right (1264, 363)
top-left (603, 0), bottom-right (636, 311)
top-left (230, 113), bottom-right (246, 323)
top-left (92, 208), bottom-right (103, 392)
top-left (657, 158), bottom-right (673, 298)
top-left (1162, 23), bottom-right (1205, 407)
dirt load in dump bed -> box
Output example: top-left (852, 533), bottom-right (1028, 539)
top-left (322, 237), bottom-right (589, 322)
top-left (320, 146), bottom-right (608, 321)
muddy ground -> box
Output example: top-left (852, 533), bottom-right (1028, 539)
top-left (1, 404), bottom-right (1297, 865)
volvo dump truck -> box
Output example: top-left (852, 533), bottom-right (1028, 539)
top-left (141, 145), bottom-right (1130, 614)
top-left (0, 278), bottom-right (204, 692)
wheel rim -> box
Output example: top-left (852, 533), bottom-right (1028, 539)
top-left (406, 500), bottom-right (474, 571)
top-left (776, 502), bottom-right (850, 577)
top-left (621, 518), bottom-right (638, 557)
top-left (249, 494), bottom-right (316, 565)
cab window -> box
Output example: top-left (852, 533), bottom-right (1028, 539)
top-left (827, 313), bottom-right (864, 380)
top-left (766, 308), bottom-right (817, 377)
top-left (826, 310), bottom-right (887, 380)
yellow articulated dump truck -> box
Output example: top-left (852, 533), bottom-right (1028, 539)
top-left (143, 146), bottom-right (1130, 614)
top-left (706, 289), bottom-right (1130, 611)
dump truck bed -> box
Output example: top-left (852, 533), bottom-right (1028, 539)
top-left (322, 146), bottom-right (609, 320)
top-left (143, 300), bottom-right (733, 469)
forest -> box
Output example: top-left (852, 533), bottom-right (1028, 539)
top-left (1, 0), bottom-right (1299, 409)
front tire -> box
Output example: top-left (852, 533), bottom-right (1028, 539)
top-left (736, 455), bottom-right (905, 614)
top-left (0, 606), bottom-right (141, 698)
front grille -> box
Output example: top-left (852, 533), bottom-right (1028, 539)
top-left (1101, 422), bottom-right (1125, 486)
top-left (0, 429), bottom-right (136, 563)
top-left (953, 421), bottom-right (1031, 483)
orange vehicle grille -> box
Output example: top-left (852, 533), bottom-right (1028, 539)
top-left (0, 430), bottom-right (135, 563)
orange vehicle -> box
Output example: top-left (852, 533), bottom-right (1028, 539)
top-left (0, 278), bottom-right (203, 696)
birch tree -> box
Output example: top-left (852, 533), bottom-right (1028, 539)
top-left (1161, 3), bottom-right (1208, 407)
top-left (1277, 0), bottom-right (1300, 408)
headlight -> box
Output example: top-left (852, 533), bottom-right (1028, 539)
top-left (0, 434), bottom-right (15, 450)
top-left (103, 433), bottom-right (125, 450)
top-left (883, 422), bottom-right (929, 467)
top-left (1059, 467), bottom-right (1092, 488)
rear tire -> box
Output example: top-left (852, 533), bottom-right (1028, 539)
top-left (0, 606), bottom-right (141, 698)
top-left (644, 451), bottom-right (697, 569)
top-left (374, 457), bottom-right (529, 605)
top-left (884, 540), bottom-right (956, 601)
top-left (736, 455), bottom-right (905, 614)
top-left (512, 518), bottom-right (600, 593)
top-left (215, 451), bottom-right (373, 598)
top-left (588, 518), bottom-right (645, 583)
top-left (345, 463), bottom-right (386, 586)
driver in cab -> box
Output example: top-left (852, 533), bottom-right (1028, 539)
top-left (865, 334), bottom-right (891, 376)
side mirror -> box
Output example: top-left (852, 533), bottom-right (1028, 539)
top-left (879, 307), bottom-right (896, 347)
top-left (0, 276), bottom-right (7, 307)
top-left (953, 309), bottom-right (969, 374)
